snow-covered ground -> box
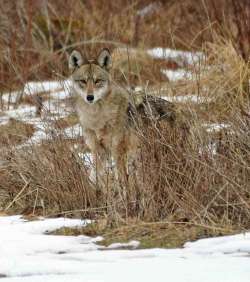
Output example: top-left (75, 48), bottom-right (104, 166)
top-left (0, 216), bottom-right (249, 282)
top-left (161, 68), bottom-right (193, 81)
top-left (148, 47), bottom-right (204, 66)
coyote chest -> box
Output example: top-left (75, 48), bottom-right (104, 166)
top-left (76, 96), bottom-right (128, 150)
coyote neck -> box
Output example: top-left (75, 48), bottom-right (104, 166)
top-left (76, 87), bottom-right (129, 133)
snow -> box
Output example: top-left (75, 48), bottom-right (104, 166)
top-left (17, 124), bottom-right (83, 149)
top-left (0, 215), bottom-right (249, 282)
top-left (64, 124), bottom-right (83, 138)
top-left (185, 232), bottom-right (250, 255)
top-left (4, 105), bottom-right (37, 121)
top-left (105, 240), bottom-right (140, 250)
top-left (1, 80), bottom-right (71, 106)
top-left (162, 95), bottom-right (212, 104)
top-left (42, 99), bottom-right (69, 118)
top-left (24, 81), bottom-right (63, 95)
top-left (50, 89), bottom-right (70, 100)
top-left (148, 47), bottom-right (204, 66)
top-left (1, 91), bottom-right (22, 104)
top-left (162, 69), bottom-right (193, 81)
top-left (0, 105), bottom-right (39, 128)
top-left (137, 2), bottom-right (160, 17)
top-left (75, 151), bottom-right (93, 167)
top-left (23, 80), bottom-right (72, 97)
top-left (204, 123), bottom-right (230, 133)
top-left (0, 115), bottom-right (9, 126)
top-left (199, 142), bottom-right (218, 156)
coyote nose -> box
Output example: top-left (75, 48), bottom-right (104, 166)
top-left (87, 95), bottom-right (94, 102)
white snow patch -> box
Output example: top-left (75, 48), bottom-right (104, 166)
top-left (199, 142), bottom-right (218, 156)
top-left (78, 152), bottom-right (94, 167)
top-left (105, 240), bottom-right (140, 250)
top-left (0, 115), bottom-right (9, 125)
top-left (204, 123), bottom-right (230, 133)
top-left (42, 99), bottom-right (70, 118)
top-left (1, 80), bottom-right (71, 107)
top-left (18, 123), bottom-right (83, 148)
top-left (137, 2), bottom-right (160, 17)
top-left (135, 86), bottom-right (212, 104)
top-left (162, 69), bottom-right (193, 81)
top-left (64, 124), bottom-right (83, 138)
top-left (162, 95), bottom-right (212, 104)
top-left (148, 47), bottom-right (204, 66)
top-left (1, 90), bottom-right (23, 104)
top-left (185, 232), bottom-right (250, 255)
top-left (50, 80), bottom-right (72, 100)
top-left (24, 81), bottom-right (62, 95)
top-left (23, 79), bottom-right (71, 96)
top-left (4, 105), bottom-right (37, 120)
top-left (0, 216), bottom-right (250, 282)
top-left (50, 89), bottom-right (70, 100)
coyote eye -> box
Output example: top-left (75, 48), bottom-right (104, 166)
top-left (95, 79), bottom-right (104, 86)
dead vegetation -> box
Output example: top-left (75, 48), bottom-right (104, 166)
top-left (1, 0), bottom-right (249, 91)
top-left (0, 118), bottom-right (35, 146)
top-left (0, 1), bottom-right (249, 243)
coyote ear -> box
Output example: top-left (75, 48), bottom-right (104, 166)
top-left (69, 50), bottom-right (84, 69)
top-left (97, 48), bottom-right (112, 70)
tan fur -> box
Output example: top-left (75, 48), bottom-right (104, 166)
top-left (69, 49), bottom-right (138, 182)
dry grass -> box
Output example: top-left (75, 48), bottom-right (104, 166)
top-left (0, 118), bottom-right (35, 146)
top-left (0, 1), bottom-right (249, 243)
top-left (1, 1), bottom-right (249, 91)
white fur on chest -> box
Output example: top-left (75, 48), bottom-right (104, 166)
top-left (76, 98), bottom-right (119, 131)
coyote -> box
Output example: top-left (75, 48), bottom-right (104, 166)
top-left (68, 48), bottom-right (175, 183)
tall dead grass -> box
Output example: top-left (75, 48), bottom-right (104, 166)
top-left (1, 0), bottom-right (249, 92)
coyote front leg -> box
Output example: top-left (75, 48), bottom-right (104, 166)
top-left (85, 130), bottom-right (108, 184)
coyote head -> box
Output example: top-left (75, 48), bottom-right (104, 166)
top-left (69, 48), bottom-right (112, 104)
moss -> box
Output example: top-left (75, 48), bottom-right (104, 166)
top-left (51, 220), bottom-right (235, 249)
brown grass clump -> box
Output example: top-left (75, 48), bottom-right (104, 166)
top-left (0, 118), bottom-right (35, 146)
top-left (1, 138), bottom-right (96, 217)
top-left (111, 47), bottom-right (177, 87)
top-left (200, 39), bottom-right (249, 117)
top-left (158, 38), bottom-right (250, 122)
